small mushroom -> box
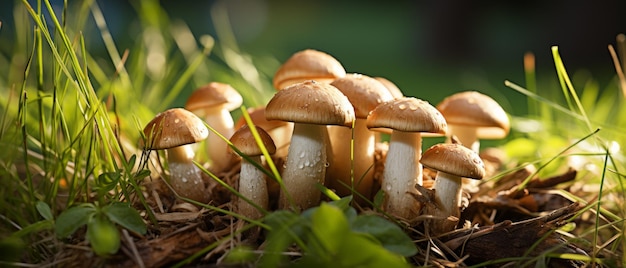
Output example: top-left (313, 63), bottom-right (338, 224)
top-left (265, 80), bottom-right (355, 211)
top-left (273, 49), bottom-right (346, 90)
top-left (234, 106), bottom-right (293, 160)
top-left (436, 91), bottom-right (510, 152)
top-left (366, 97), bottom-right (447, 219)
top-left (420, 143), bottom-right (485, 235)
top-left (143, 108), bottom-right (209, 203)
top-left (229, 125), bottom-right (276, 220)
top-left (235, 106), bottom-right (292, 201)
top-left (327, 73), bottom-right (394, 204)
top-left (185, 82), bottom-right (243, 172)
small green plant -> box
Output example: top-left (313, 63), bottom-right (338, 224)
top-left (224, 196), bottom-right (417, 268)
top-left (53, 200), bottom-right (146, 256)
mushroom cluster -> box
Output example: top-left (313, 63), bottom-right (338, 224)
top-left (140, 49), bottom-right (511, 240)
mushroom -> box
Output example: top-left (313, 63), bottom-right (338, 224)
top-left (235, 107), bottom-right (292, 201)
top-left (366, 97), bottom-right (447, 219)
top-left (185, 82), bottom-right (243, 172)
top-left (234, 106), bottom-right (293, 160)
top-left (265, 80), bottom-right (355, 211)
top-left (229, 125), bottom-right (276, 220)
top-left (420, 143), bottom-right (485, 235)
top-left (271, 49), bottom-right (345, 169)
top-left (374, 76), bottom-right (404, 99)
top-left (436, 91), bottom-right (510, 153)
top-left (327, 73), bottom-right (394, 204)
top-left (143, 108), bottom-right (209, 203)
top-left (273, 49), bottom-right (346, 90)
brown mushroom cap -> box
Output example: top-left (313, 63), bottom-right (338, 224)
top-left (421, 143), bottom-right (485, 179)
top-left (229, 125), bottom-right (277, 156)
top-left (185, 82), bottom-right (243, 113)
top-left (436, 91), bottom-right (510, 139)
top-left (366, 97), bottom-right (447, 134)
top-left (143, 108), bottom-right (209, 150)
top-left (374, 76), bottom-right (404, 99)
top-left (273, 49), bottom-right (346, 90)
top-left (330, 73), bottom-right (394, 118)
top-left (265, 80), bottom-right (355, 127)
top-left (234, 106), bottom-right (289, 132)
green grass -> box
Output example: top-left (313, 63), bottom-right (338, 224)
top-left (0, 0), bottom-right (625, 267)
top-left (502, 43), bottom-right (626, 266)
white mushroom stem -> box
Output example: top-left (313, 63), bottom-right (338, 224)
top-left (279, 123), bottom-right (328, 211)
top-left (430, 171), bottom-right (462, 234)
top-left (238, 155), bottom-right (268, 220)
top-left (203, 107), bottom-right (236, 172)
top-left (328, 119), bottom-right (376, 201)
top-left (448, 125), bottom-right (479, 152)
top-left (383, 130), bottom-right (422, 219)
top-left (166, 145), bottom-right (208, 203)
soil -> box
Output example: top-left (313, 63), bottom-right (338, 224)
top-left (61, 144), bottom-right (598, 267)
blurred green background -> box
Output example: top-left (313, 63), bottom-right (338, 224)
top-left (1, 0), bottom-right (624, 116)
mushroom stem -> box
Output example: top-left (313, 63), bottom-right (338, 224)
top-left (328, 119), bottom-right (376, 202)
top-left (383, 130), bottom-right (422, 219)
top-left (204, 108), bottom-right (236, 171)
top-left (279, 123), bottom-right (328, 211)
top-left (167, 144), bottom-right (196, 163)
top-left (238, 155), bottom-right (268, 220)
top-left (430, 171), bottom-right (462, 234)
top-left (448, 125), bottom-right (479, 152)
top-left (166, 145), bottom-right (208, 203)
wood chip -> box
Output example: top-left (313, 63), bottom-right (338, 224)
top-left (154, 211), bottom-right (202, 222)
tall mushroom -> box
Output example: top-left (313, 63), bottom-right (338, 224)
top-left (273, 49), bottom-right (346, 90)
top-left (185, 82), bottom-right (243, 172)
top-left (436, 91), bottom-right (510, 152)
top-left (271, 49), bottom-right (346, 173)
top-left (229, 125), bottom-right (276, 220)
top-left (327, 73), bottom-right (394, 204)
top-left (265, 80), bottom-right (355, 211)
top-left (366, 97), bottom-right (447, 219)
top-left (143, 108), bottom-right (210, 203)
top-left (420, 143), bottom-right (485, 235)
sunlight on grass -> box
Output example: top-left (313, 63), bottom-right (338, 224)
top-left (0, 0), bottom-right (273, 264)
top-left (504, 44), bottom-right (626, 267)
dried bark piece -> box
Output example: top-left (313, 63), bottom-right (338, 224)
top-left (443, 202), bottom-right (587, 267)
